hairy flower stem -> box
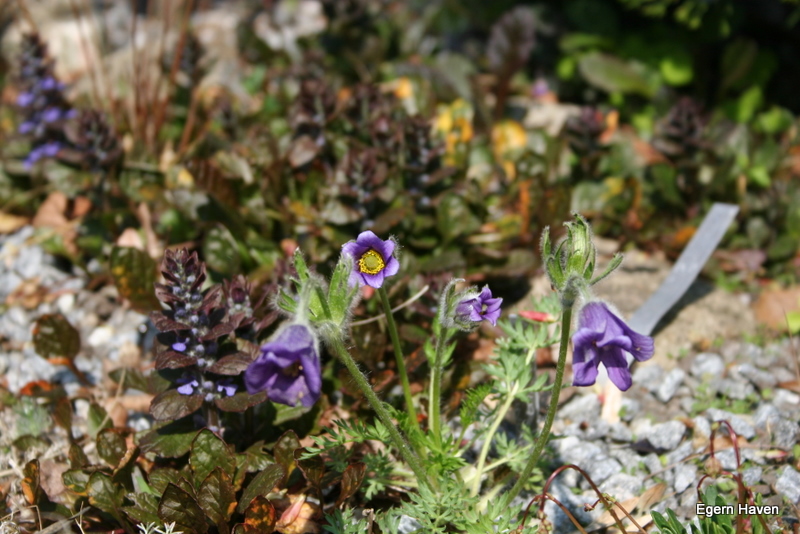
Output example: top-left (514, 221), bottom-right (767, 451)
top-left (429, 325), bottom-right (451, 449)
top-left (502, 307), bottom-right (573, 508)
top-left (328, 335), bottom-right (432, 489)
top-left (377, 286), bottom-right (420, 432)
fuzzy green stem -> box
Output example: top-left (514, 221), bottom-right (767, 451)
top-left (328, 335), bottom-right (431, 488)
top-left (470, 382), bottom-right (518, 496)
top-left (501, 306), bottom-right (573, 508)
top-left (429, 325), bottom-right (451, 448)
top-left (377, 286), bottom-right (419, 432)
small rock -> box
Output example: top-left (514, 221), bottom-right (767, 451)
top-left (706, 408), bottom-right (756, 439)
top-left (642, 453), bottom-right (663, 475)
top-left (619, 397), bottom-right (640, 422)
top-left (608, 448), bottom-right (642, 471)
top-left (632, 365), bottom-right (663, 392)
top-left (556, 436), bottom-right (602, 466)
top-left (718, 378), bottom-right (756, 400)
top-left (772, 419), bottom-right (799, 449)
top-left (584, 455), bottom-right (622, 485)
top-left (673, 463), bottom-right (697, 494)
top-left (692, 416), bottom-right (711, 440)
top-left (714, 449), bottom-right (739, 471)
top-left (775, 466), bottom-right (800, 504)
top-left (656, 368), bottom-right (685, 403)
top-left (690, 353), bottom-right (725, 378)
top-left (666, 441), bottom-right (694, 465)
top-left (599, 473), bottom-right (643, 502)
top-left (754, 404), bottom-right (781, 431)
top-left (608, 423), bottom-right (633, 442)
top-left (640, 420), bottom-right (687, 451)
top-left (88, 325), bottom-right (114, 347)
top-left (734, 363), bottom-right (777, 390)
top-left (773, 389), bottom-right (800, 411)
top-left (398, 515), bottom-right (423, 534)
top-left (742, 466), bottom-right (763, 486)
top-left (560, 393), bottom-right (601, 423)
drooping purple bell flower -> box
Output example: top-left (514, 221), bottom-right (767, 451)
top-left (341, 231), bottom-right (400, 289)
top-left (571, 301), bottom-right (654, 391)
top-left (245, 324), bottom-right (322, 407)
top-left (456, 286), bottom-right (503, 326)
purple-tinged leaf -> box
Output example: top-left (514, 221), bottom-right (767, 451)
top-left (150, 389), bottom-right (203, 421)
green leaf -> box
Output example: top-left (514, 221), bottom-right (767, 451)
top-left (459, 384), bottom-right (493, 428)
top-left (273, 430), bottom-right (300, 476)
top-left (87, 402), bottom-right (112, 439)
top-left (237, 464), bottom-right (285, 514)
top-left (578, 52), bottom-right (655, 97)
top-left (659, 50), bottom-right (693, 86)
top-left (148, 467), bottom-right (183, 494)
top-left (32, 314), bottom-right (80, 361)
top-left (139, 420), bottom-right (200, 458)
top-left (295, 450), bottom-right (324, 487)
top-left (158, 483), bottom-right (209, 534)
top-left (63, 469), bottom-right (91, 495)
top-left (88, 471), bottom-right (124, 515)
top-left (437, 193), bottom-right (480, 243)
top-left (109, 367), bottom-right (171, 395)
top-left (203, 224), bottom-right (241, 276)
top-left (190, 429), bottom-right (237, 489)
top-left (150, 389), bottom-right (204, 421)
top-left (123, 492), bottom-right (161, 525)
top-left (110, 246), bottom-right (160, 313)
top-left (97, 429), bottom-right (128, 467)
top-left (197, 468), bottom-right (237, 534)
top-left (214, 391), bottom-right (267, 413)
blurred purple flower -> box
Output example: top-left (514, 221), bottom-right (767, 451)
top-left (245, 324), bottom-right (321, 407)
top-left (341, 231), bottom-right (399, 288)
top-left (456, 286), bottom-right (503, 326)
top-left (216, 379), bottom-right (237, 397)
top-left (172, 337), bottom-right (189, 352)
top-left (571, 302), bottom-right (654, 391)
top-left (177, 376), bottom-right (199, 395)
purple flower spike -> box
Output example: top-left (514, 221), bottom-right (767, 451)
top-left (571, 302), bottom-right (654, 391)
top-left (245, 324), bottom-right (322, 407)
top-left (341, 231), bottom-right (400, 288)
top-left (177, 377), bottom-right (199, 395)
top-left (216, 379), bottom-right (237, 397)
top-left (172, 338), bottom-right (189, 352)
top-left (456, 286), bottom-right (503, 326)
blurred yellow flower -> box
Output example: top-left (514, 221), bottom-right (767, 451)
top-left (434, 99), bottom-right (474, 165)
top-left (491, 120), bottom-right (527, 178)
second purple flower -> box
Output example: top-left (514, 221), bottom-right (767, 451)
top-left (245, 324), bottom-right (322, 407)
top-left (456, 286), bottom-right (503, 326)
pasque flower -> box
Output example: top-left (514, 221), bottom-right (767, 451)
top-left (245, 324), bottom-right (322, 407)
top-left (456, 286), bottom-right (503, 326)
top-left (571, 301), bottom-right (654, 391)
top-left (341, 231), bottom-right (400, 288)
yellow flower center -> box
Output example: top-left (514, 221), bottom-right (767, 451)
top-left (358, 249), bottom-right (385, 275)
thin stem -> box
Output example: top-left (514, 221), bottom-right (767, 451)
top-left (501, 307), bottom-right (573, 508)
top-left (328, 336), bottom-right (430, 489)
top-left (350, 284), bottom-right (429, 326)
top-left (377, 286), bottom-right (419, 432)
top-left (429, 325), bottom-right (451, 449)
top-left (470, 382), bottom-right (518, 496)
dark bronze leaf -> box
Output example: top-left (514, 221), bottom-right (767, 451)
top-left (110, 246), bottom-right (160, 312)
top-left (150, 389), bottom-right (204, 421)
top-left (32, 314), bottom-right (80, 360)
top-left (337, 462), bottom-right (366, 506)
top-left (236, 464), bottom-right (285, 514)
top-left (158, 483), bottom-right (209, 534)
top-left (208, 352), bottom-right (253, 375)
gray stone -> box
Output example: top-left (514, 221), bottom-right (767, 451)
top-left (632, 365), bottom-right (663, 393)
top-left (734, 363), bottom-right (777, 390)
top-left (397, 515), bottom-right (423, 534)
top-left (608, 423), bottom-right (633, 442)
top-left (642, 453), bottom-right (664, 475)
top-left (754, 404), bottom-right (781, 431)
top-left (672, 463), bottom-right (697, 494)
top-left (563, 420), bottom-right (609, 441)
top-left (656, 368), bottom-right (685, 403)
top-left (666, 441), bottom-right (694, 466)
top-left (714, 449), bottom-right (739, 471)
top-left (706, 408), bottom-right (756, 439)
top-left (774, 389), bottom-right (800, 412)
top-left (742, 466), bottom-right (763, 486)
top-left (772, 419), bottom-right (799, 449)
top-left (599, 473), bottom-right (643, 502)
top-left (692, 416), bottom-right (712, 440)
top-left (718, 378), bottom-right (756, 400)
top-left (690, 353), bottom-right (725, 378)
top-left (560, 393), bottom-right (601, 423)
top-left (608, 448), bottom-right (642, 471)
top-left (619, 397), bottom-right (640, 422)
top-left (555, 436), bottom-right (603, 466)
top-left (775, 466), bottom-right (800, 504)
top-left (585, 455), bottom-right (622, 485)
top-left (640, 420), bottom-right (687, 451)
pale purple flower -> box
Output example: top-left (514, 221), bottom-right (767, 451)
top-left (571, 302), bottom-right (654, 391)
top-left (456, 286), bottom-right (503, 326)
top-left (245, 324), bottom-right (322, 407)
top-left (341, 231), bottom-right (400, 288)
top-left (216, 379), bottom-right (237, 397)
top-left (172, 337), bottom-right (189, 352)
top-left (177, 376), bottom-right (199, 395)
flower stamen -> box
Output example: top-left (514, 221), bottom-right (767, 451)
top-left (358, 249), bottom-right (385, 275)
